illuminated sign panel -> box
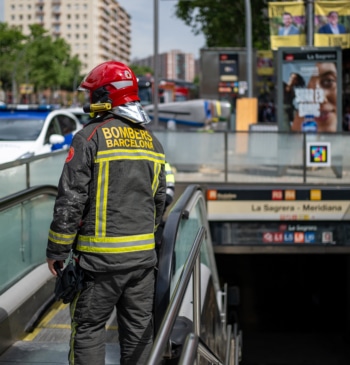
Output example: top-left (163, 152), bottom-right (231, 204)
top-left (207, 185), bottom-right (350, 246)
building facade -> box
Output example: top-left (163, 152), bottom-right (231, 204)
top-left (4, 0), bottom-right (131, 75)
top-left (132, 49), bottom-right (196, 83)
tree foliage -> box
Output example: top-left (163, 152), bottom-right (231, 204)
top-left (129, 64), bottom-right (154, 77)
top-left (175, 0), bottom-right (270, 50)
top-left (0, 23), bottom-right (26, 89)
top-left (0, 23), bottom-right (83, 97)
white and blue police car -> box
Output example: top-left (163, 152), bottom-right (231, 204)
top-left (0, 104), bottom-right (82, 164)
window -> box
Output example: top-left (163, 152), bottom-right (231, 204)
top-left (57, 115), bottom-right (77, 135)
top-left (45, 120), bottom-right (60, 144)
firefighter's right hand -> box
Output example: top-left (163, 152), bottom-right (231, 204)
top-left (47, 258), bottom-right (63, 276)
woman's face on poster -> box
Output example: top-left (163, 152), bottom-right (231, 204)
top-left (291, 62), bottom-right (337, 132)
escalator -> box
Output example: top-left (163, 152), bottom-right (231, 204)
top-left (0, 185), bottom-right (236, 364)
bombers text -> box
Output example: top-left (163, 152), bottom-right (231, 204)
top-left (102, 126), bottom-right (154, 149)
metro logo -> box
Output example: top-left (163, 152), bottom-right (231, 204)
top-left (207, 190), bottom-right (217, 200)
top-left (284, 232), bottom-right (294, 243)
top-left (272, 190), bottom-right (283, 200)
top-left (263, 232), bottom-right (273, 243)
top-left (294, 232), bottom-right (304, 243)
top-left (285, 190), bottom-right (296, 200)
top-left (304, 232), bottom-right (315, 243)
top-left (273, 232), bottom-right (284, 243)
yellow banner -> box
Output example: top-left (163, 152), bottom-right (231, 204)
top-left (19, 84), bottom-right (34, 94)
top-left (268, 2), bottom-right (306, 50)
top-left (257, 50), bottom-right (274, 76)
top-left (314, 1), bottom-right (350, 48)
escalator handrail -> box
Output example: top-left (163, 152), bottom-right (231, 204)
top-left (154, 184), bottom-right (202, 332)
top-left (147, 226), bottom-right (207, 364)
top-left (0, 185), bottom-right (58, 212)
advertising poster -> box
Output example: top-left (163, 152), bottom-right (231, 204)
top-left (257, 50), bottom-right (275, 122)
top-left (219, 53), bottom-right (238, 82)
top-left (277, 48), bottom-right (342, 132)
top-left (314, 1), bottom-right (350, 49)
top-left (268, 1), bottom-right (306, 50)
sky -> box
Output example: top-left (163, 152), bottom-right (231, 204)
top-left (117, 0), bottom-right (206, 60)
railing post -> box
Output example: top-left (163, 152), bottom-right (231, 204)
top-left (303, 132), bottom-right (306, 183)
top-left (193, 253), bottom-right (201, 364)
top-left (224, 131), bottom-right (228, 182)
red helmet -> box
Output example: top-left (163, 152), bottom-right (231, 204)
top-left (79, 61), bottom-right (140, 107)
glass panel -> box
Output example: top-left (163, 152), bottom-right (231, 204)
top-left (169, 193), bottom-right (218, 298)
top-left (0, 165), bottom-right (27, 198)
top-left (30, 153), bottom-right (66, 186)
top-left (154, 131), bottom-right (226, 181)
top-left (0, 194), bottom-right (55, 293)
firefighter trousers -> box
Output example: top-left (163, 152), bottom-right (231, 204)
top-left (69, 266), bottom-right (155, 365)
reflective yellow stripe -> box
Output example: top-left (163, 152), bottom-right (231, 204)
top-left (48, 229), bottom-right (76, 245)
top-left (165, 163), bottom-right (175, 185)
top-left (95, 162), bottom-right (104, 236)
top-left (95, 149), bottom-right (165, 164)
top-left (96, 161), bottom-right (109, 237)
top-left (76, 233), bottom-right (155, 253)
top-left (102, 162), bottom-right (109, 235)
top-left (70, 291), bottom-right (81, 364)
top-left (152, 162), bottom-right (161, 196)
top-left (216, 100), bottom-right (221, 116)
top-left (76, 243), bottom-right (155, 253)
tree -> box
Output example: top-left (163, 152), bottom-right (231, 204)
top-left (0, 23), bottom-right (27, 90)
top-left (129, 64), bottom-right (153, 77)
top-left (24, 25), bottom-right (83, 92)
top-left (0, 23), bottom-right (83, 103)
top-left (175, 0), bottom-right (270, 50)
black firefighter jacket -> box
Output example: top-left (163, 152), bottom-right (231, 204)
top-left (46, 114), bottom-right (166, 272)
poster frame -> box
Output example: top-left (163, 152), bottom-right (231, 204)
top-left (276, 47), bottom-right (342, 132)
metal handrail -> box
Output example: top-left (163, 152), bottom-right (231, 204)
top-left (147, 226), bottom-right (225, 364)
top-left (179, 333), bottom-right (224, 365)
top-left (0, 185), bottom-right (58, 212)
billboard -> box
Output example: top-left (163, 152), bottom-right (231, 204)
top-left (268, 1), bottom-right (306, 50)
top-left (219, 53), bottom-right (238, 81)
top-left (314, 1), bottom-right (350, 49)
top-left (276, 47), bottom-right (342, 132)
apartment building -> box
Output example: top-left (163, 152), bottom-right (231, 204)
top-left (132, 49), bottom-right (196, 83)
top-left (4, 0), bottom-right (131, 75)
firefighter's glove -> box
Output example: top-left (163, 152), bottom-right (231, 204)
top-left (54, 260), bottom-right (84, 304)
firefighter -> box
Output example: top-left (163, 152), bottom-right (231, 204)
top-left (155, 161), bottom-right (175, 248)
top-left (164, 161), bottom-right (175, 210)
top-left (46, 61), bottom-right (166, 365)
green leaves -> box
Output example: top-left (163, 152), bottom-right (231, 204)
top-left (0, 22), bottom-right (83, 94)
top-left (175, 0), bottom-right (270, 49)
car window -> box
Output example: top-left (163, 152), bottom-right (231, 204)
top-left (45, 119), bottom-right (61, 144)
top-left (76, 113), bottom-right (91, 125)
top-left (0, 119), bottom-right (44, 141)
top-left (56, 115), bottom-right (78, 135)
